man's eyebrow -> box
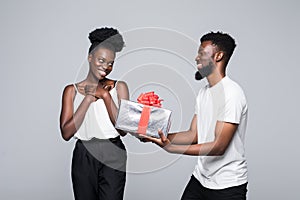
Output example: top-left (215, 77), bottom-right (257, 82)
top-left (198, 47), bottom-right (204, 52)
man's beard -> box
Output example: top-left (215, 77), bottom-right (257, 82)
top-left (195, 71), bottom-right (203, 80)
top-left (195, 61), bottom-right (215, 81)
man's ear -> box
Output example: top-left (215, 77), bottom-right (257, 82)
top-left (215, 51), bottom-right (224, 62)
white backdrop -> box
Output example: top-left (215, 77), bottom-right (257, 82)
top-left (1, 0), bottom-right (299, 199)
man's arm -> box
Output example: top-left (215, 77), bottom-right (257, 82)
top-left (147, 121), bottom-right (238, 156)
top-left (167, 114), bottom-right (198, 145)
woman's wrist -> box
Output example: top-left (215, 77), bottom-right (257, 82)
top-left (100, 90), bottom-right (111, 100)
top-left (85, 94), bottom-right (96, 103)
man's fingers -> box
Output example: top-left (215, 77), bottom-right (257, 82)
top-left (138, 134), bottom-right (163, 145)
top-left (158, 129), bottom-right (167, 142)
top-left (138, 134), bottom-right (150, 140)
top-left (139, 138), bottom-right (149, 143)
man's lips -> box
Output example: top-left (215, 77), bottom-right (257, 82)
top-left (197, 63), bottom-right (203, 69)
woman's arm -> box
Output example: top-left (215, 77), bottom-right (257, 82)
top-left (95, 80), bottom-right (129, 127)
top-left (116, 81), bottom-right (129, 104)
top-left (59, 85), bottom-right (95, 141)
top-left (114, 81), bottom-right (129, 136)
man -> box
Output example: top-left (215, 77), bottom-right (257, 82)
top-left (143, 31), bottom-right (248, 199)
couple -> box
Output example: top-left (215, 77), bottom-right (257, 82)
top-left (59, 27), bottom-right (248, 200)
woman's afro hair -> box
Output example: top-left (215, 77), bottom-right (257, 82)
top-left (88, 27), bottom-right (125, 53)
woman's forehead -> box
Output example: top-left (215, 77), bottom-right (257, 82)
top-left (93, 48), bottom-right (115, 59)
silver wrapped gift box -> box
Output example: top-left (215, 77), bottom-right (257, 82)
top-left (115, 99), bottom-right (172, 138)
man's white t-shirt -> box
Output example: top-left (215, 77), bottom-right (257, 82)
top-left (193, 76), bottom-right (248, 189)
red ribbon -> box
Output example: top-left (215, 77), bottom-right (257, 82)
top-left (137, 106), bottom-right (151, 135)
top-left (137, 91), bottom-right (163, 135)
top-left (137, 91), bottom-right (163, 108)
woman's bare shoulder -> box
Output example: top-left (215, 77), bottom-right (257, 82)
top-left (62, 84), bottom-right (76, 97)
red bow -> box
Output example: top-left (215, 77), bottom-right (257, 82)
top-left (137, 91), bottom-right (163, 107)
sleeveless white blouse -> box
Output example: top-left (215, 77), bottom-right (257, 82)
top-left (73, 85), bottom-right (120, 140)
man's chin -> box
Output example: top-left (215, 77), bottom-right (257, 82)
top-left (195, 69), bottom-right (212, 81)
top-left (195, 71), bottom-right (203, 80)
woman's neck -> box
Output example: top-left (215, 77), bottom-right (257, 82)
top-left (85, 71), bottom-right (105, 85)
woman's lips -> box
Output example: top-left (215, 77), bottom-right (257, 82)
top-left (97, 69), bottom-right (106, 76)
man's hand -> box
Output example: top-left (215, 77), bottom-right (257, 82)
top-left (138, 130), bottom-right (172, 152)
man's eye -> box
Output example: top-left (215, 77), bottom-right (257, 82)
top-left (99, 59), bottom-right (104, 63)
top-left (108, 63), bottom-right (113, 66)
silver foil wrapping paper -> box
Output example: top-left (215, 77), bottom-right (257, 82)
top-left (115, 99), bottom-right (172, 138)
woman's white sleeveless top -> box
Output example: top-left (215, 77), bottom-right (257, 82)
top-left (73, 85), bottom-right (119, 140)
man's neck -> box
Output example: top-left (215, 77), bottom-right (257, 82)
top-left (207, 71), bottom-right (225, 87)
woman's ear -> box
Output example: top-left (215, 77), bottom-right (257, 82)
top-left (88, 54), bottom-right (92, 63)
top-left (215, 51), bottom-right (224, 62)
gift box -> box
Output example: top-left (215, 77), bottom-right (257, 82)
top-left (115, 92), bottom-right (172, 138)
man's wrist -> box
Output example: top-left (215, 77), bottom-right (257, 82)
top-left (165, 144), bottom-right (175, 153)
top-left (166, 144), bottom-right (187, 154)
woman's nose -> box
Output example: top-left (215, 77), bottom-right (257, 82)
top-left (102, 63), bottom-right (108, 69)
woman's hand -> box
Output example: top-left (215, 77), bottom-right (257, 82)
top-left (84, 83), bottom-right (112, 100)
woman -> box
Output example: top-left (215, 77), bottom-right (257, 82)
top-left (59, 27), bottom-right (129, 200)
